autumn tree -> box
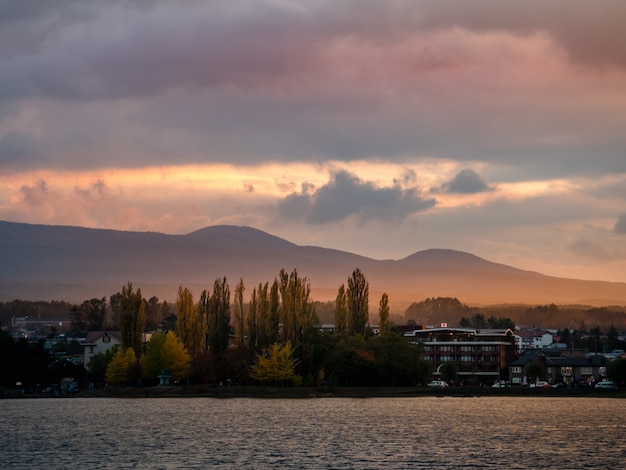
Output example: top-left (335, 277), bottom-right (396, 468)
top-left (105, 347), bottom-right (137, 386)
top-left (347, 268), bottom-right (369, 336)
top-left (379, 293), bottom-right (390, 335)
top-left (142, 331), bottom-right (191, 382)
top-left (119, 283), bottom-right (146, 360)
top-left (250, 341), bottom-right (301, 386)
top-left (334, 284), bottom-right (348, 335)
top-left (177, 286), bottom-right (203, 358)
top-left (278, 269), bottom-right (319, 376)
top-left (233, 278), bottom-right (246, 348)
top-left (87, 345), bottom-right (119, 383)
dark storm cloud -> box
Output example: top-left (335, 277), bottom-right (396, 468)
top-left (4, 0), bottom-right (625, 102)
top-left (440, 169), bottom-right (492, 194)
top-left (0, 1), bottom-right (625, 174)
top-left (614, 214), bottom-right (626, 235)
top-left (419, 0), bottom-right (626, 68)
top-left (277, 170), bottom-right (436, 224)
top-left (0, 131), bottom-right (41, 163)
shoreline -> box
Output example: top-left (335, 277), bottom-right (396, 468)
top-left (3, 385), bottom-right (624, 399)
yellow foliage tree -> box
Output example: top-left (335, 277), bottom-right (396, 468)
top-left (105, 347), bottom-right (137, 385)
top-left (250, 341), bottom-right (301, 386)
top-left (142, 331), bottom-right (191, 381)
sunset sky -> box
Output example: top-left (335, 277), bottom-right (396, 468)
top-left (1, 0), bottom-right (626, 283)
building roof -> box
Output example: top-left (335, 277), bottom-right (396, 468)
top-left (82, 331), bottom-right (122, 344)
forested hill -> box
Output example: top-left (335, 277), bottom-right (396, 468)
top-left (1, 220), bottom-right (626, 307)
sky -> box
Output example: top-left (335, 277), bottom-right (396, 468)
top-left (1, 0), bottom-right (626, 283)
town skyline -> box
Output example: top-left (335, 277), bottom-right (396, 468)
top-left (1, 1), bottom-right (626, 283)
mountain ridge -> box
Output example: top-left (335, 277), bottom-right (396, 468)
top-left (1, 220), bottom-right (625, 306)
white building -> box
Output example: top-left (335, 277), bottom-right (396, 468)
top-left (82, 331), bottom-right (122, 367)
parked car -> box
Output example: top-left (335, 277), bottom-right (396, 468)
top-left (595, 381), bottom-right (616, 390)
top-left (530, 380), bottom-right (551, 388)
top-left (492, 381), bottom-right (511, 388)
top-left (427, 380), bottom-right (449, 388)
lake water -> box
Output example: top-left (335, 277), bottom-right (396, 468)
top-left (1, 396), bottom-right (624, 469)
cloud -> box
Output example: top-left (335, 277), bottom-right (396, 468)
top-left (440, 168), bottom-right (492, 194)
top-left (18, 178), bottom-right (49, 205)
top-left (0, 131), bottom-right (41, 167)
top-left (566, 238), bottom-right (612, 260)
top-left (614, 214), bottom-right (626, 234)
top-left (0, 0), bottom-right (624, 175)
top-left (419, 0), bottom-right (626, 68)
top-left (277, 170), bottom-right (436, 224)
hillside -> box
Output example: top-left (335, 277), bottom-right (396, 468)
top-left (1, 220), bottom-right (626, 307)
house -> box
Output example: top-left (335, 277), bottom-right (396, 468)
top-left (509, 349), bottom-right (611, 386)
top-left (82, 331), bottom-right (122, 368)
top-left (405, 327), bottom-right (519, 386)
top-left (515, 328), bottom-right (554, 351)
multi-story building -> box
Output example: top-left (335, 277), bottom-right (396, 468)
top-left (405, 327), bottom-right (518, 386)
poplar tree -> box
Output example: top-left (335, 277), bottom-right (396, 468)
top-left (119, 282), bottom-right (146, 359)
top-left (257, 282), bottom-right (271, 351)
top-left (347, 268), bottom-right (369, 336)
top-left (268, 279), bottom-right (280, 345)
top-left (177, 286), bottom-right (203, 358)
top-left (334, 284), bottom-right (348, 335)
top-left (233, 278), bottom-right (246, 348)
top-left (208, 277), bottom-right (230, 355)
top-left (379, 293), bottom-right (390, 335)
top-left (278, 268), bottom-right (319, 376)
top-left (247, 285), bottom-right (259, 352)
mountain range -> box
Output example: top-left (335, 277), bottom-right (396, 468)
top-left (1, 220), bottom-right (625, 307)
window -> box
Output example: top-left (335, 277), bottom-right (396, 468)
top-left (512, 366), bottom-right (522, 373)
top-left (580, 367), bottom-right (592, 375)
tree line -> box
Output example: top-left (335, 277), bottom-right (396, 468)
top-left (100, 268), bottom-right (412, 387)
top-left (0, 268), bottom-right (434, 390)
